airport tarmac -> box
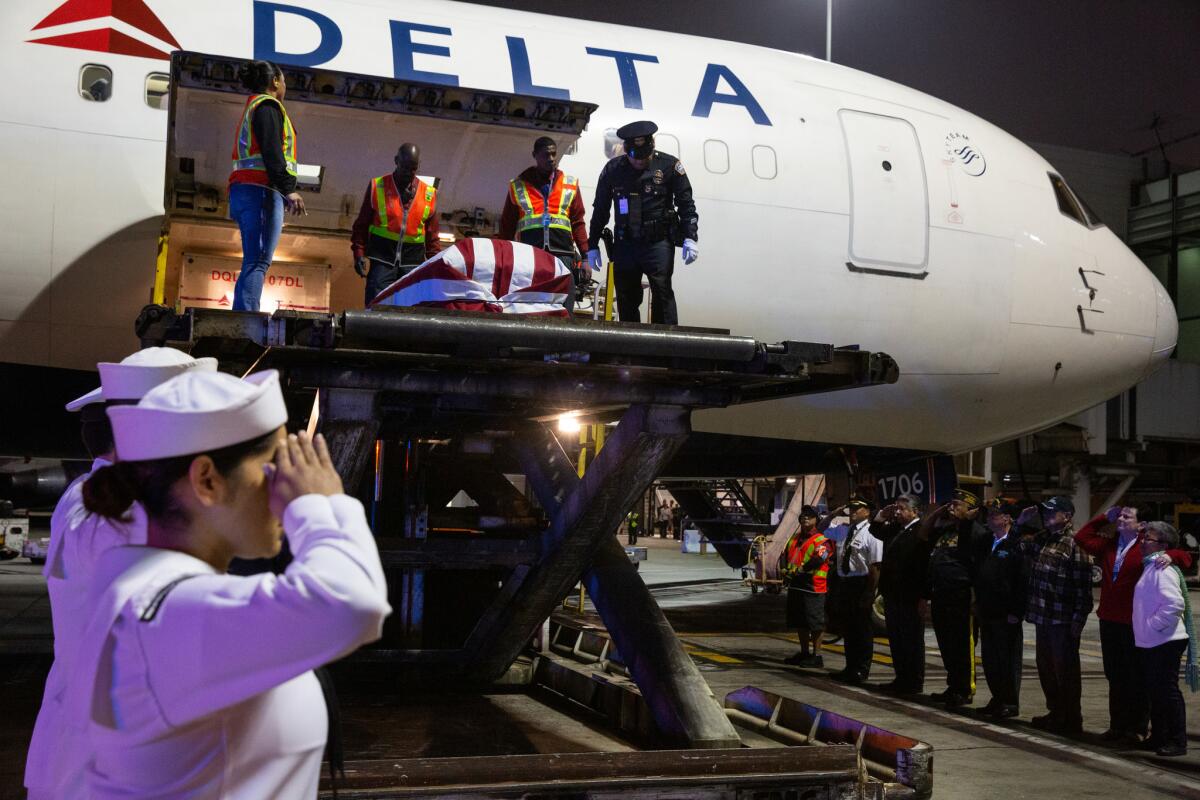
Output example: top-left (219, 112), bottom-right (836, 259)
top-left (0, 538), bottom-right (1198, 799)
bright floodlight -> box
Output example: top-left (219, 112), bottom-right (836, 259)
top-left (558, 413), bottom-right (581, 433)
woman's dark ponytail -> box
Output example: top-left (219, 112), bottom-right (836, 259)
top-left (238, 60), bottom-right (281, 94)
top-left (83, 464), bottom-right (139, 520)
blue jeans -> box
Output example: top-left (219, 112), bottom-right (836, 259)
top-left (229, 183), bottom-right (284, 312)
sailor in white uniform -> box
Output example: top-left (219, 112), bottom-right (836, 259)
top-left (70, 368), bottom-right (390, 799)
top-left (25, 348), bottom-right (217, 800)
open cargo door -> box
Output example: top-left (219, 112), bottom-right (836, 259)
top-left (160, 51), bottom-right (597, 313)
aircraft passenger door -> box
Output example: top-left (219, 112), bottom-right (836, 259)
top-left (839, 110), bottom-right (930, 277)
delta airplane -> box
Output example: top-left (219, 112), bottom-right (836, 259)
top-left (0, 0), bottom-right (1177, 463)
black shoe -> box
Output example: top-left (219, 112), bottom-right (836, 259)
top-left (783, 652), bottom-right (808, 666)
top-left (1030, 714), bottom-right (1059, 731)
top-left (1099, 728), bottom-right (1123, 742)
top-left (928, 689), bottom-right (953, 701)
top-left (978, 700), bottom-right (1000, 717)
top-left (943, 693), bottom-right (973, 709)
top-left (832, 670), bottom-right (867, 685)
top-left (992, 705), bottom-right (1020, 719)
top-left (1156, 745), bottom-right (1187, 758)
top-left (798, 655), bottom-right (825, 668)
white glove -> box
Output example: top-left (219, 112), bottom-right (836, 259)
top-left (587, 249), bottom-right (603, 271)
top-left (682, 239), bottom-right (699, 265)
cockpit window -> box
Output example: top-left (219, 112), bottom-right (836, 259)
top-left (1048, 173), bottom-right (1104, 228)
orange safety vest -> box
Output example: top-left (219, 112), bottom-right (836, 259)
top-left (369, 174), bottom-right (436, 245)
top-left (229, 94), bottom-right (297, 186)
top-left (785, 530), bottom-right (831, 593)
top-left (509, 171), bottom-right (579, 236)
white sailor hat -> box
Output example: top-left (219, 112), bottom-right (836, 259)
top-left (107, 370), bottom-right (287, 462)
top-left (65, 348), bottom-right (218, 412)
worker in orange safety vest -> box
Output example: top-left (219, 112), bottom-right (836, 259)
top-left (780, 505), bottom-right (833, 668)
top-left (351, 143), bottom-right (441, 306)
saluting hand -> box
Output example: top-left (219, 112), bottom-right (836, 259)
top-left (266, 432), bottom-right (344, 518)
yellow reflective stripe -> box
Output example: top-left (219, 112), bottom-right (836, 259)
top-left (374, 177), bottom-right (389, 232)
top-left (369, 225), bottom-right (400, 241)
top-left (233, 157), bottom-right (297, 173)
top-left (511, 180), bottom-right (535, 219)
top-left (516, 215), bottom-right (571, 233)
top-left (420, 187), bottom-right (434, 223)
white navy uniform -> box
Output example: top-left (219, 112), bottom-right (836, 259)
top-left (74, 493), bottom-right (389, 799)
top-left (25, 459), bottom-right (148, 799)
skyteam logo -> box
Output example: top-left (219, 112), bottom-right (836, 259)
top-left (27, 0), bottom-right (180, 59)
top-left (944, 132), bottom-right (987, 177)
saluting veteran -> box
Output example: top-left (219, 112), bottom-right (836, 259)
top-left (25, 348), bottom-right (217, 800)
top-left (70, 369), bottom-right (390, 798)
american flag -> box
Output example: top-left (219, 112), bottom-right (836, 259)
top-left (370, 238), bottom-right (571, 316)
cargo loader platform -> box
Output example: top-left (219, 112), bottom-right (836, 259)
top-left (138, 304), bottom-right (897, 774)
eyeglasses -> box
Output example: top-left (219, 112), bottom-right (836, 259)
top-left (1143, 537), bottom-right (1167, 544)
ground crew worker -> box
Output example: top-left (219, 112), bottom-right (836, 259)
top-left (71, 370), bottom-right (390, 797)
top-left (499, 136), bottom-right (589, 270)
top-left (875, 495), bottom-right (930, 696)
top-left (926, 489), bottom-right (985, 708)
top-left (821, 499), bottom-right (883, 685)
top-left (626, 508), bottom-right (641, 546)
top-left (781, 506), bottom-right (832, 668)
top-left (351, 143), bottom-right (440, 306)
top-left (586, 120), bottom-right (698, 325)
top-left (228, 60), bottom-right (306, 312)
top-left (24, 349), bottom-right (216, 800)
top-left (974, 500), bottom-right (1027, 718)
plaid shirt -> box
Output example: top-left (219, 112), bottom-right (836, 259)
top-left (1024, 529), bottom-right (1094, 627)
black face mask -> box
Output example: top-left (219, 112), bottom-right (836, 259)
top-left (626, 139), bottom-right (655, 160)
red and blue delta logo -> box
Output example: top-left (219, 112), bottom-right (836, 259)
top-left (27, 0), bottom-right (179, 59)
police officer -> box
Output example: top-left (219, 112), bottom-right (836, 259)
top-left (586, 121), bottom-right (698, 325)
top-left (350, 143), bottom-right (440, 306)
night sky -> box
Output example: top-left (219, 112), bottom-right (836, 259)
top-left (468, 0), bottom-right (1200, 172)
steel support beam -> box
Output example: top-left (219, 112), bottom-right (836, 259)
top-left (463, 404), bottom-right (689, 682)
top-left (517, 420), bottom-right (740, 749)
top-left (318, 389), bottom-right (382, 496)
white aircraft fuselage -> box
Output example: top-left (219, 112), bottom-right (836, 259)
top-left (0, 0), bottom-right (1176, 455)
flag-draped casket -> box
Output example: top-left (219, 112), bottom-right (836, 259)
top-left (370, 238), bottom-right (571, 316)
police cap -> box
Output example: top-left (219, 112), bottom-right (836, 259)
top-left (616, 120), bottom-right (658, 141)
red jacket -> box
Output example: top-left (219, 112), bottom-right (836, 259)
top-left (1075, 515), bottom-right (1193, 624)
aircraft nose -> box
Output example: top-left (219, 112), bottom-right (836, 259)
top-left (1149, 275), bottom-right (1177, 375)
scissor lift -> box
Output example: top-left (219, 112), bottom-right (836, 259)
top-left (139, 303), bottom-right (897, 791)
